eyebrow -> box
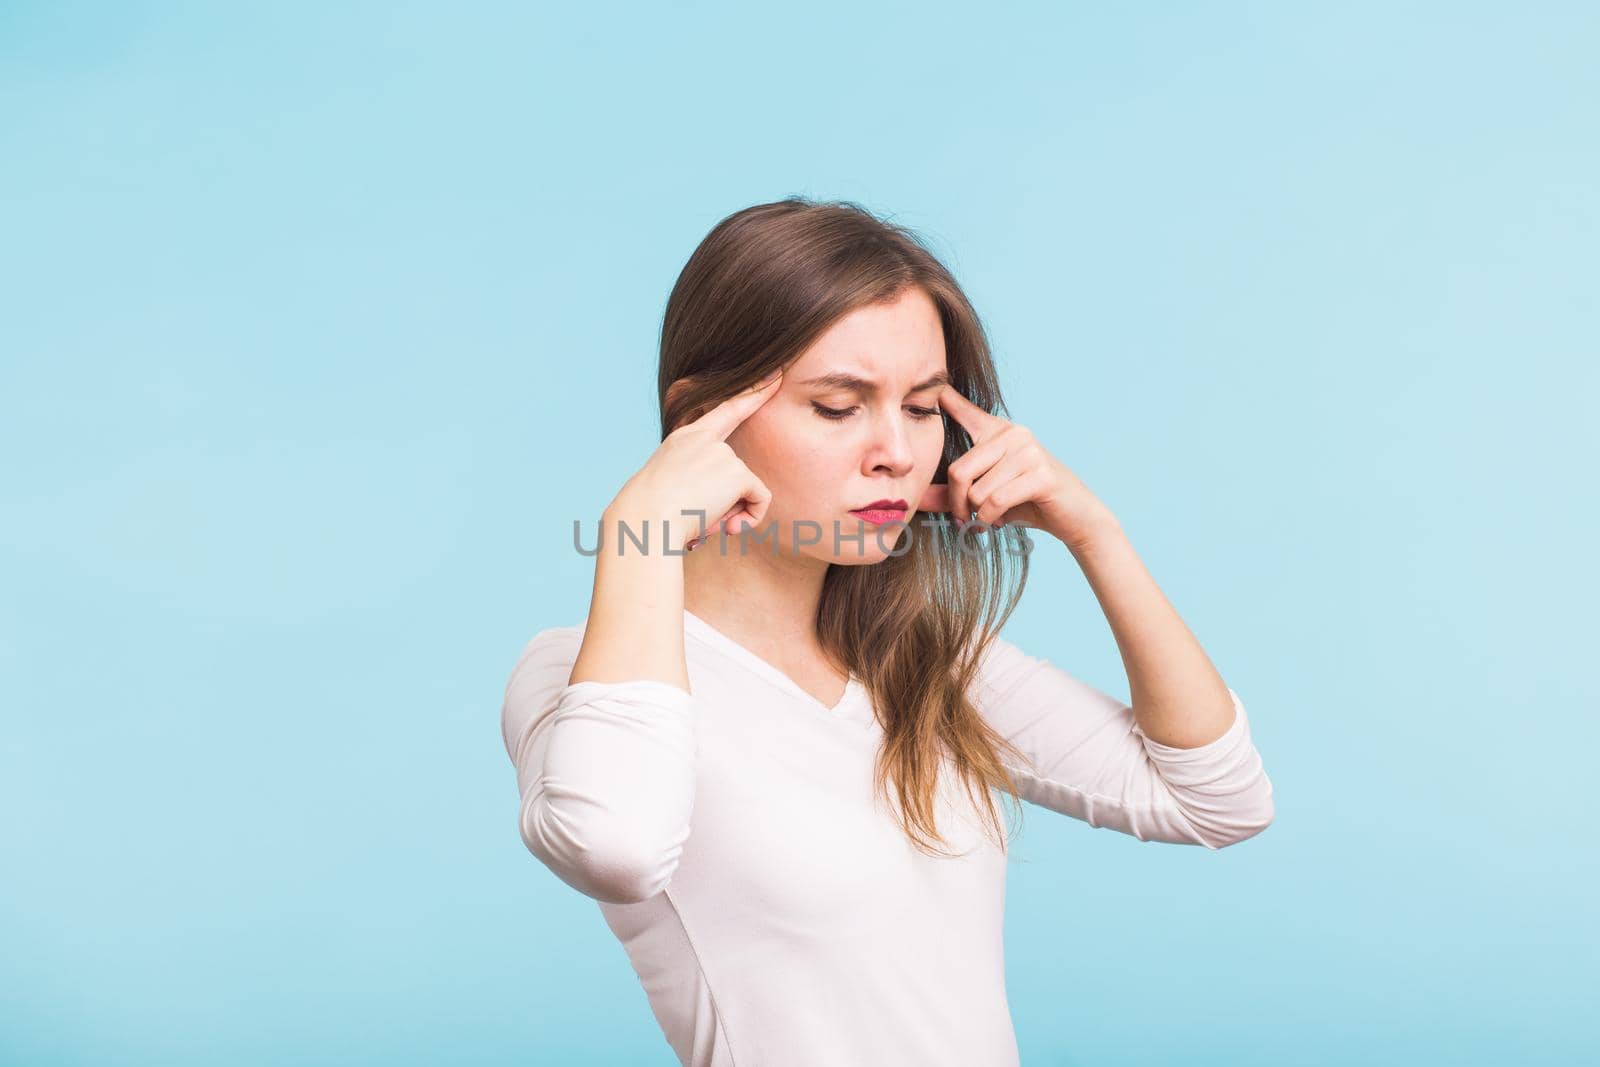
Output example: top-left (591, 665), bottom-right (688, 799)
top-left (794, 369), bottom-right (951, 395)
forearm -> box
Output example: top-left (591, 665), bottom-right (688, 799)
top-left (569, 507), bottom-right (690, 690)
top-left (1067, 519), bottom-right (1237, 749)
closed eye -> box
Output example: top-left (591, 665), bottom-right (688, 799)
top-left (812, 403), bottom-right (942, 422)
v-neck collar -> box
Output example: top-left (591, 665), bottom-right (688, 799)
top-left (682, 608), bottom-right (871, 726)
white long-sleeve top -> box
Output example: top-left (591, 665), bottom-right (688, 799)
top-left (500, 608), bottom-right (1275, 1066)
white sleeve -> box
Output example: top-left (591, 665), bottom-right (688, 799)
top-left (969, 633), bottom-right (1276, 850)
top-left (500, 628), bottom-right (699, 903)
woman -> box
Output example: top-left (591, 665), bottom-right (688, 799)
top-left (500, 197), bottom-right (1275, 1066)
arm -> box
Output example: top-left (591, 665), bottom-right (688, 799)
top-left (500, 603), bottom-right (698, 904)
top-left (502, 376), bottom-right (781, 902)
top-left (568, 507), bottom-right (691, 689)
top-left (970, 632), bottom-right (1275, 850)
top-left (928, 382), bottom-right (1260, 767)
top-left (1068, 517), bottom-right (1241, 751)
top-left (503, 506), bottom-right (699, 904)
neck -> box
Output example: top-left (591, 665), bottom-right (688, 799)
top-left (682, 534), bottom-right (832, 651)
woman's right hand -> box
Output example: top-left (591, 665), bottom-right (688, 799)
top-left (606, 370), bottom-right (784, 553)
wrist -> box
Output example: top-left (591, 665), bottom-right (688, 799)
top-left (1061, 511), bottom-right (1125, 558)
top-left (601, 500), bottom-right (700, 556)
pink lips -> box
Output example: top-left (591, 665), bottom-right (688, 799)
top-left (850, 498), bottom-right (910, 526)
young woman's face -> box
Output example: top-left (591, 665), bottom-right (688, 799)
top-left (726, 286), bottom-right (950, 565)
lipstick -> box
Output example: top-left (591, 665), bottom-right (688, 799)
top-left (849, 498), bottom-right (910, 526)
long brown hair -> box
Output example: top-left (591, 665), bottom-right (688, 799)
top-left (659, 197), bottom-right (1033, 857)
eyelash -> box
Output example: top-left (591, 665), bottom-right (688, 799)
top-left (812, 403), bottom-right (942, 422)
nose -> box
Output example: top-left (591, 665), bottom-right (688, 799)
top-left (861, 405), bottom-right (916, 476)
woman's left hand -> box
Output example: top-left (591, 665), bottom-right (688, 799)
top-left (917, 383), bottom-right (1119, 552)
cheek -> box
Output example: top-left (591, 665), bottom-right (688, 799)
top-left (772, 447), bottom-right (844, 500)
top-left (732, 416), bottom-right (836, 490)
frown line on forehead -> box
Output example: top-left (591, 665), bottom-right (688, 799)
top-left (794, 369), bottom-right (950, 396)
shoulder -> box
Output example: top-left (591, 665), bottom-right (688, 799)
top-left (964, 627), bottom-right (1117, 716)
top-left (965, 628), bottom-right (1041, 696)
top-left (499, 624), bottom-right (585, 758)
top-left (508, 623), bottom-right (586, 679)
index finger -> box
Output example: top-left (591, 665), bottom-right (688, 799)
top-left (686, 370), bottom-right (785, 441)
top-left (917, 482), bottom-right (952, 514)
top-left (937, 383), bottom-right (1004, 442)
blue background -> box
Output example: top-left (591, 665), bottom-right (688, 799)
top-left (4, 2), bottom-right (1595, 1064)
